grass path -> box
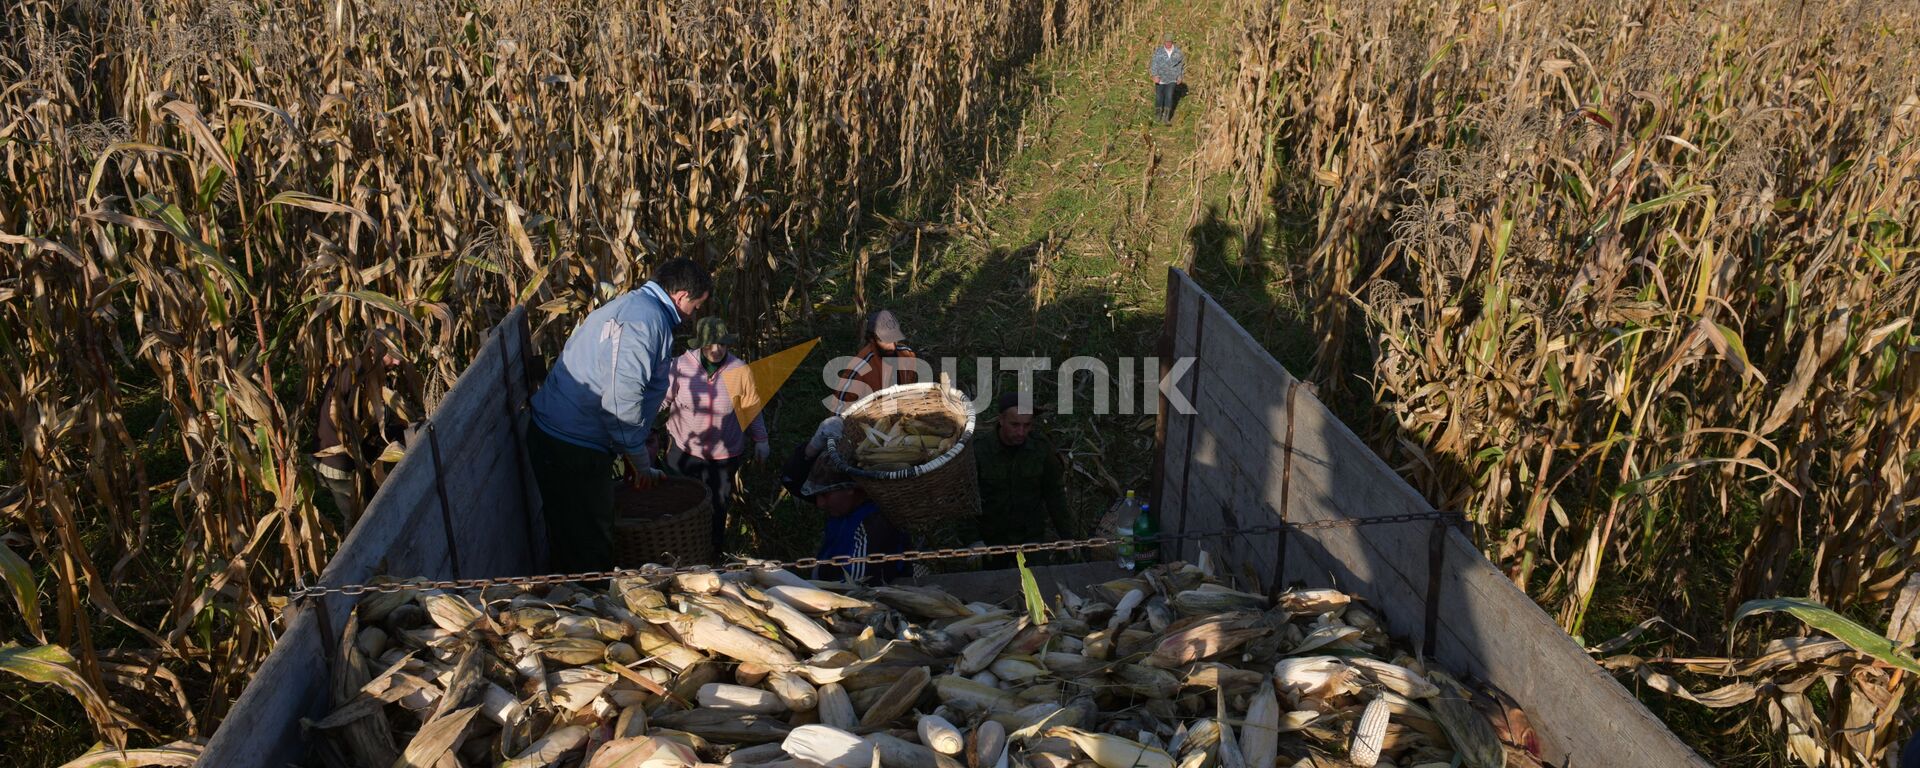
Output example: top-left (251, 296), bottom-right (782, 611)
top-left (738, 0), bottom-right (1309, 559)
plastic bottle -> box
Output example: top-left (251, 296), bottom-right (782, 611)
top-left (1112, 491), bottom-right (1142, 569)
top-left (1131, 502), bottom-right (1160, 570)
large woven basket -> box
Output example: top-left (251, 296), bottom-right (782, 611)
top-left (825, 382), bottom-right (980, 539)
top-left (612, 476), bottom-right (715, 566)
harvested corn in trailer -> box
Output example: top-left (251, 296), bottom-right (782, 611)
top-left (310, 562), bottom-right (1546, 767)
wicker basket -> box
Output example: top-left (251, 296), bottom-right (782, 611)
top-left (611, 476), bottom-right (715, 566)
top-left (825, 382), bottom-right (980, 539)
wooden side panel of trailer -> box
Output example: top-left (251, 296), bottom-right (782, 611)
top-left (200, 307), bottom-right (542, 768)
top-left (1153, 268), bottom-right (1706, 768)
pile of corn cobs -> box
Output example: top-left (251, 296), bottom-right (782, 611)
top-left (850, 415), bottom-right (958, 471)
top-left (312, 559), bottom-right (1546, 767)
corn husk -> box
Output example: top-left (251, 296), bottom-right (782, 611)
top-left (782, 725), bottom-right (875, 768)
top-left (1426, 671), bottom-right (1505, 768)
top-left (537, 637), bottom-right (612, 666)
top-left (421, 592), bottom-right (486, 633)
top-left (1272, 656), bottom-right (1357, 701)
top-left (989, 657), bottom-right (1044, 683)
top-left (651, 608), bottom-right (800, 667)
top-left (1143, 618), bottom-right (1269, 669)
top-left (958, 618), bottom-right (1029, 675)
top-left (871, 731), bottom-right (967, 768)
top-left (504, 724), bottom-right (590, 768)
top-left (861, 665), bottom-right (932, 727)
top-left (656, 709), bottom-right (796, 744)
top-left (1276, 589), bottom-right (1350, 615)
top-left (769, 585), bottom-right (874, 613)
top-left (674, 572), bottom-right (725, 594)
top-left (1036, 652), bottom-right (1104, 676)
top-left (1045, 728), bottom-right (1174, 768)
top-left (818, 683), bottom-right (860, 730)
top-left (968, 719), bottom-right (1008, 768)
top-left (918, 714), bottom-right (965, 755)
top-left (686, 593), bottom-right (785, 641)
top-left (1113, 665), bottom-right (1181, 699)
top-left (1349, 657), bottom-right (1441, 699)
top-left (701, 683), bottom-right (788, 713)
top-left (589, 736), bottom-right (703, 768)
top-left (764, 599), bottom-right (842, 652)
top-left (768, 670), bottom-right (820, 711)
top-left (936, 675), bottom-right (1023, 712)
top-left (873, 586), bottom-right (973, 619)
top-left (1240, 681), bottom-right (1279, 768)
top-left (725, 743), bottom-right (793, 765)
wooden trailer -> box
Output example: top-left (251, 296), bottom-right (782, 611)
top-left (199, 271), bottom-right (1706, 766)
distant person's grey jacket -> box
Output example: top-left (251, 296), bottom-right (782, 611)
top-left (1150, 45), bottom-right (1185, 83)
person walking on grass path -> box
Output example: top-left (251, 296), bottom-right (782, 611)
top-left (659, 316), bottom-right (770, 551)
top-left (528, 257), bottom-right (712, 573)
top-left (1150, 34), bottom-right (1186, 125)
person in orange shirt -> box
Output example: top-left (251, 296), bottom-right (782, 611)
top-left (829, 309), bottom-right (921, 411)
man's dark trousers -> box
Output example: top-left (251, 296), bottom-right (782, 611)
top-left (529, 420), bottom-right (615, 573)
top-left (1154, 82), bottom-right (1177, 122)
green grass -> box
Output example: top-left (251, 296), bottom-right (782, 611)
top-left (719, 0), bottom-right (1308, 567)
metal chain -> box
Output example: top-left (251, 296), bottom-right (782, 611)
top-left (284, 510), bottom-right (1464, 602)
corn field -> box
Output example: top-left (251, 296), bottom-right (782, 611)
top-left (1214, 0), bottom-right (1919, 763)
top-left (0, 0), bottom-right (1113, 758)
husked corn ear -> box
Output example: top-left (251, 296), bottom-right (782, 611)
top-left (1349, 697), bottom-right (1390, 768)
top-left (1044, 727), bottom-right (1174, 768)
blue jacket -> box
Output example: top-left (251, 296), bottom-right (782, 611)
top-left (813, 501), bottom-right (913, 584)
top-left (531, 282), bottom-right (682, 456)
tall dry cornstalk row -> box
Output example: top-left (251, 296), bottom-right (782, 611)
top-left (1217, 0), bottom-right (1920, 761)
top-left (0, 0), bottom-right (1113, 753)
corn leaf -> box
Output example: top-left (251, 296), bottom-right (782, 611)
top-left (392, 704), bottom-right (482, 768)
top-left (1732, 598), bottom-right (1920, 674)
top-left (0, 541), bottom-right (42, 641)
top-left (1016, 552), bottom-right (1048, 626)
top-left (0, 644), bottom-right (128, 733)
top-left (56, 740), bottom-right (205, 768)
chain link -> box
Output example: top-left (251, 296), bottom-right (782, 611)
top-left (284, 511), bottom-right (1463, 603)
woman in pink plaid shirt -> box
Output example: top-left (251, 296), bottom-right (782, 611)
top-left (659, 317), bottom-right (770, 549)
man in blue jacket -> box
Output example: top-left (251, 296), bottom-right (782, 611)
top-left (529, 258), bottom-right (712, 572)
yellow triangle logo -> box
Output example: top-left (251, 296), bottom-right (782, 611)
top-left (723, 337), bottom-right (820, 429)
